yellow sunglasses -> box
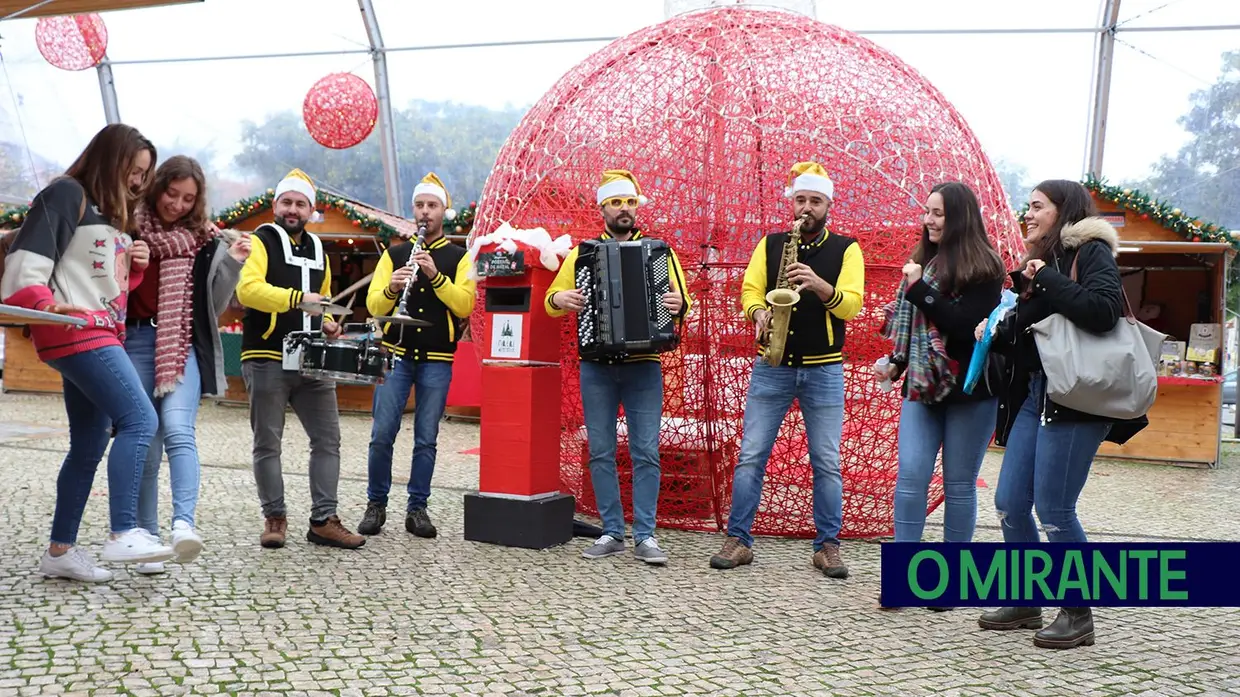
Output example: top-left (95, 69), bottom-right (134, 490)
top-left (602, 197), bottom-right (639, 209)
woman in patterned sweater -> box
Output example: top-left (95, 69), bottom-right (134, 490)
top-left (1, 124), bottom-right (175, 581)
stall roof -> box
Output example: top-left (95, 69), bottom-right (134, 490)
top-left (1115, 241), bottom-right (1233, 255)
top-left (0, 0), bottom-right (199, 19)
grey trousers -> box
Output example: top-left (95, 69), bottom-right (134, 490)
top-left (241, 360), bottom-right (341, 521)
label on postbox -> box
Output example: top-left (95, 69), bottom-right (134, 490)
top-left (476, 249), bottom-right (527, 277)
top-left (490, 313), bottom-right (524, 359)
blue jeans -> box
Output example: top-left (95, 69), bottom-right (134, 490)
top-left (727, 361), bottom-right (845, 550)
top-left (893, 397), bottom-right (998, 542)
top-left (46, 344), bottom-right (158, 544)
top-left (579, 360), bottom-right (663, 543)
top-left (124, 323), bottom-right (203, 535)
top-left (366, 357), bottom-right (453, 511)
top-left (994, 373), bottom-right (1111, 543)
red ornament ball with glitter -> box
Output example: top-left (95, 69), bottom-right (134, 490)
top-left (302, 73), bottom-right (378, 149)
top-left (35, 14), bottom-right (107, 71)
top-left (469, 6), bottom-right (1023, 540)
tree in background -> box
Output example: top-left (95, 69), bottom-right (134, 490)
top-left (991, 157), bottom-right (1034, 212)
top-left (1134, 50), bottom-right (1239, 232)
top-left (232, 99), bottom-right (526, 216)
top-left (1130, 50), bottom-right (1240, 308)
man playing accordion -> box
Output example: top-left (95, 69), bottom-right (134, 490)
top-left (545, 170), bottom-right (692, 565)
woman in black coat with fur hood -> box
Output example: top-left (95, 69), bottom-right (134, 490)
top-left (973, 179), bottom-right (1144, 650)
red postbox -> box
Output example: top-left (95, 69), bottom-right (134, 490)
top-left (463, 240), bottom-right (575, 550)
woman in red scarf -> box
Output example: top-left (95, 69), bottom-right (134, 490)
top-left (125, 155), bottom-right (251, 574)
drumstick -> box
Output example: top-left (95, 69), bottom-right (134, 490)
top-left (331, 272), bottom-right (374, 305)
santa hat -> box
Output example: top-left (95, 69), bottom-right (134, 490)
top-left (413, 171), bottom-right (456, 220)
top-left (275, 168), bottom-right (317, 207)
top-left (596, 169), bottom-right (649, 206)
top-left (783, 161), bottom-right (834, 200)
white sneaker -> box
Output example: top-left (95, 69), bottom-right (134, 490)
top-left (100, 528), bottom-right (175, 564)
top-left (39, 547), bottom-right (113, 582)
top-left (171, 520), bottom-right (204, 564)
top-left (582, 534), bottom-right (626, 559)
top-left (135, 561), bottom-right (166, 575)
top-left (634, 537), bottom-right (669, 565)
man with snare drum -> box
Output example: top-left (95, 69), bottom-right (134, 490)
top-left (236, 168), bottom-right (364, 551)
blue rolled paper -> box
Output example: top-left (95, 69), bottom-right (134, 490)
top-left (963, 289), bottom-right (1017, 394)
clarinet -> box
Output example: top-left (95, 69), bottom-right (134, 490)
top-left (396, 223), bottom-right (427, 317)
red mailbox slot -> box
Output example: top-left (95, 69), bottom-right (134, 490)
top-left (477, 248), bottom-right (561, 365)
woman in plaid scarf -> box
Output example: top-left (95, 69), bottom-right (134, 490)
top-left (124, 156), bottom-right (251, 575)
top-left (877, 182), bottom-right (1005, 560)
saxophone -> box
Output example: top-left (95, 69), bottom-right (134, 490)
top-left (761, 212), bottom-right (810, 367)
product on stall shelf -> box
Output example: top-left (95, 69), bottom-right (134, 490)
top-left (1186, 323), bottom-right (1222, 363)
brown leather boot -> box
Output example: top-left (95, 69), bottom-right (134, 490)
top-left (812, 544), bottom-right (849, 579)
top-left (307, 516), bottom-right (366, 549)
top-left (260, 516), bottom-right (287, 549)
top-left (709, 536), bottom-right (754, 569)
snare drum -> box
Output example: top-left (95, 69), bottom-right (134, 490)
top-left (299, 336), bottom-right (389, 385)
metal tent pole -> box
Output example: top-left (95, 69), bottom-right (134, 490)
top-left (358, 0), bottom-right (402, 215)
top-left (1085, 0), bottom-right (1122, 177)
top-left (96, 57), bottom-right (121, 124)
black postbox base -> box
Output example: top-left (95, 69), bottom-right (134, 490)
top-left (463, 492), bottom-right (576, 550)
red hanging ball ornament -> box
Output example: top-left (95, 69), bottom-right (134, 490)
top-left (302, 73), bottom-right (378, 149)
top-left (35, 14), bottom-right (108, 71)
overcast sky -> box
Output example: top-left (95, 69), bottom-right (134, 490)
top-left (0, 0), bottom-right (1236, 201)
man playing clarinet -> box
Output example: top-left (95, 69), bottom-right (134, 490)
top-left (544, 170), bottom-right (693, 565)
top-left (357, 172), bottom-right (476, 539)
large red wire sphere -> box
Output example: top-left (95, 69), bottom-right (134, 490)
top-left (35, 14), bottom-right (107, 71)
top-left (302, 73), bottom-right (378, 149)
top-left (470, 6), bottom-right (1024, 539)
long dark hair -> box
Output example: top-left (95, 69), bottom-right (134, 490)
top-left (63, 123), bottom-right (156, 234)
top-left (145, 155), bottom-right (208, 231)
top-left (1022, 179), bottom-right (1097, 264)
top-left (911, 181), bottom-right (1005, 293)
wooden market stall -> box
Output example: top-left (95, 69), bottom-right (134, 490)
top-left (1057, 178), bottom-right (1234, 468)
top-left (0, 190), bottom-right (483, 418)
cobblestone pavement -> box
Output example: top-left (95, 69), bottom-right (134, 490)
top-left (1, 390), bottom-right (1238, 697)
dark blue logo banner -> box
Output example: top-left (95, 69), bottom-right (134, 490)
top-left (879, 542), bottom-right (1239, 607)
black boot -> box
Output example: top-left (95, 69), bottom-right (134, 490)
top-left (357, 502), bottom-right (386, 535)
top-left (406, 507), bottom-right (437, 538)
top-left (1033, 607), bottom-right (1094, 649)
top-left (978, 606), bottom-right (1044, 630)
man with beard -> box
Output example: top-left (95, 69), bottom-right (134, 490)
top-left (236, 168), bottom-right (364, 550)
top-left (709, 161), bottom-right (865, 577)
top-left (356, 173), bottom-right (475, 539)
top-left (545, 170), bottom-right (692, 565)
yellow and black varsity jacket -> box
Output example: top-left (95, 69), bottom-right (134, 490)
top-left (236, 223), bottom-right (332, 362)
top-left (544, 229), bottom-right (693, 365)
top-left (741, 228), bottom-right (864, 367)
top-left (366, 235), bottom-right (475, 362)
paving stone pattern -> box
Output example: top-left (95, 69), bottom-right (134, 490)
top-left (1, 392), bottom-right (1238, 696)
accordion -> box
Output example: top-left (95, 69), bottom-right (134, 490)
top-left (574, 237), bottom-right (680, 359)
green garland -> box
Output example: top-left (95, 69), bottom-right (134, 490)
top-left (212, 190), bottom-right (477, 244)
top-left (3, 194), bottom-right (478, 243)
top-left (447, 201), bottom-right (477, 236)
top-left (1015, 176), bottom-right (1237, 251)
top-left (0, 204), bottom-right (29, 229)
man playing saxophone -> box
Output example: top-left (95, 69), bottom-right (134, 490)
top-left (709, 161), bottom-right (865, 578)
